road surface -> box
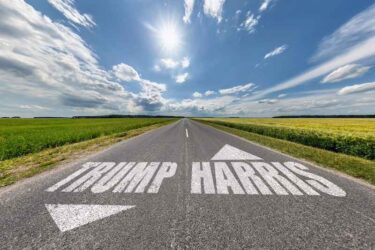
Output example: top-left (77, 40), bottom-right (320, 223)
top-left (1, 119), bottom-right (374, 249)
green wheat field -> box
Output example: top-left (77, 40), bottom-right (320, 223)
top-left (198, 118), bottom-right (375, 160)
top-left (0, 118), bottom-right (174, 161)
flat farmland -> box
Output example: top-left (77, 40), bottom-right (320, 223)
top-left (0, 118), bottom-right (175, 161)
top-left (198, 118), bottom-right (375, 160)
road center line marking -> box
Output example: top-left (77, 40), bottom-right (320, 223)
top-left (185, 128), bottom-right (189, 138)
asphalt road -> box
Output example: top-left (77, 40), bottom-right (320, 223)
top-left (1, 118), bottom-right (374, 249)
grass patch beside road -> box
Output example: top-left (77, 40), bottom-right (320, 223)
top-left (0, 120), bottom-right (176, 187)
top-left (198, 120), bottom-right (375, 185)
top-left (0, 118), bottom-right (175, 161)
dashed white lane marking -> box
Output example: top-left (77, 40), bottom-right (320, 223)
top-left (45, 204), bottom-right (135, 232)
top-left (185, 128), bottom-right (189, 138)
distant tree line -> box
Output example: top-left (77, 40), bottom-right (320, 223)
top-left (273, 115), bottom-right (375, 118)
top-left (71, 115), bottom-right (183, 119)
top-left (29, 115), bottom-right (183, 119)
top-left (33, 117), bottom-right (70, 119)
top-left (0, 115), bottom-right (183, 119)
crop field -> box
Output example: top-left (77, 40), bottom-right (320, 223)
top-left (198, 118), bottom-right (375, 160)
top-left (0, 118), bottom-right (175, 161)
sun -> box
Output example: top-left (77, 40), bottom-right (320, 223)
top-left (157, 21), bottom-right (181, 52)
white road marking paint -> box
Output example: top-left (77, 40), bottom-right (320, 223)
top-left (111, 162), bottom-right (153, 193)
top-left (185, 128), bottom-right (189, 138)
top-left (272, 162), bottom-right (320, 196)
top-left (46, 147), bottom-right (345, 197)
top-left (148, 162), bottom-right (177, 193)
top-left (123, 162), bottom-right (159, 193)
top-left (91, 162), bottom-right (135, 193)
top-left (284, 162), bottom-right (346, 197)
top-left (188, 146), bottom-right (345, 196)
top-left (45, 204), bottom-right (135, 232)
top-left (47, 161), bottom-right (177, 194)
top-left (252, 162), bottom-right (303, 195)
top-left (211, 144), bottom-right (262, 161)
top-left (62, 162), bottom-right (116, 192)
top-left (191, 162), bottom-right (216, 194)
top-left (215, 162), bottom-right (245, 194)
top-left (46, 162), bottom-right (100, 192)
top-left (43, 144), bottom-right (347, 234)
top-left (190, 161), bottom-right (346, 196)
top-left (232, 162), bottom-right (268, 195)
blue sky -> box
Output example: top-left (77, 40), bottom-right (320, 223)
top-left (0, 0), bottom-right (375, 117)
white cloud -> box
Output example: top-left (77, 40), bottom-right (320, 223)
top-left (153, 64), bottom-right (161, 72)
top-left (258, 99), bottom-right (278, 104)
top-left (160, 58), bottom-right (180, 69)
top-left (239, 1), bottom-right (276, 34)
top-left (157, 57), bottom-right (190, 70)
top-left (259, 0), bottom-right (272, 13)
top-left (219, 83), bottom-right (255, 95)
top-left (274, 98), bottom-right (340, 113)
top-left (139, 80), bottom-right (166, 94)
top-left (193, 91), bottom-right (203, 98)
top-left (204, 90), bottom-right (216, 96)
top-left (278, 93), bottom-right (287, 98)
top-left (313, 3), bottom-right (375, 61)
top-left (154, 57), bottom-right (190, 85)
top-left (252, 4), bottom-right (375, 100)
top-left (19, 105), bottom-right (50, 110)
top-left (167, 95), bottom-right (236, 115)
top-left (0, 0), bottom-right (120, 110)
top-left (254, 37), bottom-right (375, 99)
top-left (181, 57), bottom-right (190, 68)
top-left (240, 14), bottom-right (259, 33)
top-left (0, 0), bottom-right (169, 115)
top-left (165, 86), bottom-right (375, 116)
top-left (321, 64), bottom-right (370, 83)
top-left (338, 82), bottom-right (375, 95)
top-left (3, 1), bottom-right (373, 118)
top-left (111, 63), bottom-right (140, 82)
top-left (203, 0), bottom-right (226, 23)
top-left (132, 80), bottom-right (167, 111)
top-left (183, 0), bottom-right (195, 24)
top-left (222, 88), bottom-right (375, 117)
top-left (264, 45), bottom-right (288, 59)
top-left (175, 72), bottom-right (189, 84)
top-left (47, 0), bottom-right (95, 28)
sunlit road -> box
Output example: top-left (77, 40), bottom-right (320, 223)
top-left (1, 119), bottom-right (374, 249)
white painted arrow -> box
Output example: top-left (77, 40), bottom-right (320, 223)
top-left (45, 204), bottom-right (135, 232)
top-left (211, 144), bottom-right (262, 161)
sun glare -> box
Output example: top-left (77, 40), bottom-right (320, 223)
top-left (157, 21), bottom-right (181, 52)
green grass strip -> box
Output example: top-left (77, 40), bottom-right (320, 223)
top-left (0, 118), bottom-right (176, 161)
top-left (199, 120), bottom-right (375, 186)
top-left (0, 120), bottom-right (176, 188)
